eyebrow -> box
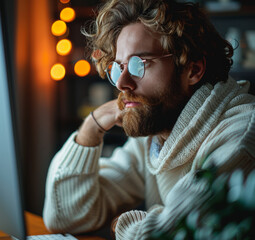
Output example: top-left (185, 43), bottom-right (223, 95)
top-left (115, 52), bottom-right (159, 63)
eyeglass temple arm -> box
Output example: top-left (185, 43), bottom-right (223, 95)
top-left (150, 54), bottom-right (173, 60)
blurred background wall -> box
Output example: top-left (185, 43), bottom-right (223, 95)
top-left (16, 0), bottom-right (57, 215)
top-left (13, 0), bottom-right (255, 215)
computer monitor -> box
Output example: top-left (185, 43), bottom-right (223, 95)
top-left (0, 0), bottom-right (26, 239)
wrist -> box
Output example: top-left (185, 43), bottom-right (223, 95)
top-left (90, 111), bottom-right (108, 133)
top-left (76, 115), bottom-right (105, 147)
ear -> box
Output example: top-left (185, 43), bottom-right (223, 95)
top-left (187, 57), bottom-right (206, 86)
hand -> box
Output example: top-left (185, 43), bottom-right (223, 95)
top-left (76, 99), bottom-right (123, 147)
top-left (91, 99), bottom-right (123, 130)
top-left (111, 215), bottom-right (119, 240)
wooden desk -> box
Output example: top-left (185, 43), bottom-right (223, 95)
top-left (0, 212), bottom-right (106, 240)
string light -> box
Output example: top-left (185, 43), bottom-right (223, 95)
top-left (60, 0), bottom-right (70, 3)
top-left (74, 60), bottom-right (91, 77)
top-left (52, 1), bottom-right (82, 81)
top-left (50, 63), bottom-right (66, 81)
top-left (51, 20), bottom-right (67, 36)
top-left (60, 7), bottom-right (76, 22)
top-left (56, 39), bottom-right (72, 56)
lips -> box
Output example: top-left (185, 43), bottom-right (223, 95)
top-left (117, 92), bottom-right (146, 110)
top-left (124, 101), bottom-right (141, 108)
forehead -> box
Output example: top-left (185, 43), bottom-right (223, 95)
top-left (115, 22), bottom-right (163, 61)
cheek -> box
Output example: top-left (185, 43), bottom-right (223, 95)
top-left (142, 65), bottom-right (175, 94)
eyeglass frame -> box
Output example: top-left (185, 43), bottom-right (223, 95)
top-left (105, 54), bottom-right (173, 86)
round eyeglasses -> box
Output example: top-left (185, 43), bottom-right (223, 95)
top-left (105, 54), bottom-right (173, 86)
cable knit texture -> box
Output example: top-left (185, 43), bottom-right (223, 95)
top-left (43, 77), bottom-right (255, 239)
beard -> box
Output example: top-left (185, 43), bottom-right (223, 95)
top-left (117, 76), bottom-right (190, 137)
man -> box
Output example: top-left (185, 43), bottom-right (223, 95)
top-left (43, 0), bottom-right (255, 239)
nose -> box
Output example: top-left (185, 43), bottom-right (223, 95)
top-left (116, 66), bottom-right (137, 92)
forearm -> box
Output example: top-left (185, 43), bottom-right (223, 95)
top-left (43, 134), bottom-right (146, 234)
top-left (115, 172), bottom-right (209, 240)
top-left (43, 132), bottom-right (104, 232)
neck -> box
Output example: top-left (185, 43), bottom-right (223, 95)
top-left (157, 131), bottom-right (171, 145)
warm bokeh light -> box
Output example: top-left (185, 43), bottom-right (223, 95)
top-left (56, 39), bottom-right (72, 56)
top-left (51, 20), bottom-right (67, 36)
top-left (50, 63), bottom-right (66, 81)
top-left (60, 7), bottom-right (76, 22)
top-left (60, 0), bottom-right (70, 3)
top-left (74, 60), bottom-right (91, 77)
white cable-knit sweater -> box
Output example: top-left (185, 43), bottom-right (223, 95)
top-left (43, 77), bottom-right (255, 239)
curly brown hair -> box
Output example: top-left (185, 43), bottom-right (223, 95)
top-left (81, 0), bottom-right (233, 86)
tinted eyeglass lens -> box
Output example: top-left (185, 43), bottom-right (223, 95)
top-left (108, 62), bottom-right (121, 85)
top-left (128, 56), bottom-right (144, 80)
top-left (106, 56), bottom-right (145, 86)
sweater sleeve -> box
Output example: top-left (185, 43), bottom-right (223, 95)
top-left (115, 172), bottom-right (211, 240)
top-left (114, 112), bottom-right (255, 240)
top-left (43, 132), bottom-right (146, 234)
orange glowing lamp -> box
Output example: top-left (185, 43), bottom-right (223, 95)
top-left (60, 7), bottom-right (76, 22)
top-left (74, 60), bottom-right (91, 77)
top-left (56, 39), bottom-right (72, 56)
top-left (60, 0), bottom-right (70, 3)
top-left (50, 64), bottom-right (66, 81)
top-left (51, 20), bottom-right (67, 36)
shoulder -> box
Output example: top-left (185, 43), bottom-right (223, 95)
top-left (194, 109), bottom-right (255, 171)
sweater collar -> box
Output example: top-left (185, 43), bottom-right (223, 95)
top-left (146, 77), bottom-right (240, 175)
